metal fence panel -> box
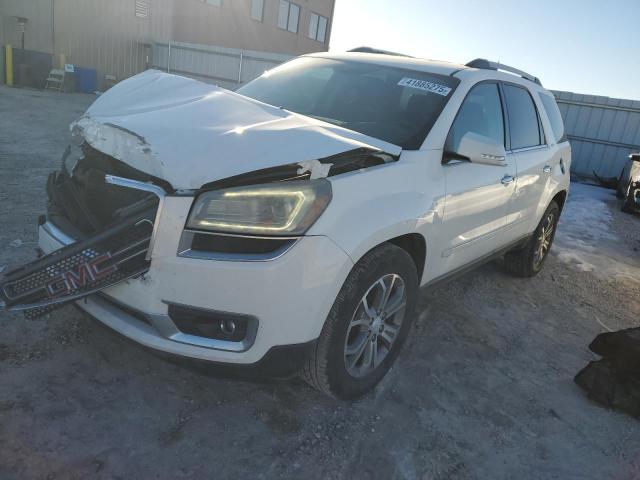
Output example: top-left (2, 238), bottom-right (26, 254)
top-left (552, 90), bottom-right (640, 178)
top-left (152, 41), bottom-right (291, 91)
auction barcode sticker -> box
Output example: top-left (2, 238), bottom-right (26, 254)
top-left (398, 78), bottom-right (452, 97)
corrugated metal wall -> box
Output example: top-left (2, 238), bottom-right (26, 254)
top-left (152, 41), bottom-right (290, 90)
top-left (1, 0), bottom-right (331, 87)
top-left (552, 90), bottom-right (640, 178)
top-left (53, 0), bottom-right (174, 85)
top-left (0, 0), bottom-right (54, 53)
top-left (0, 0), bottom-right (53, 84)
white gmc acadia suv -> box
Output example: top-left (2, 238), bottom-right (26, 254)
top-left (6, 49), bottom-right (571, 399)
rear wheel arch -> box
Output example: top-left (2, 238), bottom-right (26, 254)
top-left (552, 189), bottom-right (568, 213)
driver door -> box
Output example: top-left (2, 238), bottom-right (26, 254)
top-left (436, 82), bottom-right (517, 277)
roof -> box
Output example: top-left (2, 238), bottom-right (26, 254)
top-left (305, 51), bottom-right (466, 77)
top-left (304, 51), bottom-right (546, 90)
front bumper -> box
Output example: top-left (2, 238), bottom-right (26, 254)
top-left (39, 196), bottom-right (354, 365)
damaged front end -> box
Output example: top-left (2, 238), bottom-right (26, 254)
top-left (1, 144), bottom-right (166, 318)
top-left (1, 69), bottom-right (404, 319)
top-left (0, 142), bottom-right (397, 319)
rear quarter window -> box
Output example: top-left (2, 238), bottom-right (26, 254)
top-left (538, 93), bottom-right (567, 143)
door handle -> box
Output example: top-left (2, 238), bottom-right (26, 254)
top-left (543, 165), bottom-right (552, 173)
top-left (501, 175), bottom-right (515, 185)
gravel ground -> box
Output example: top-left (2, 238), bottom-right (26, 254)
top-left (1, 85), bottom-right (639, 480)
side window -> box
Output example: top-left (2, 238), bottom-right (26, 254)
top-left (503, 85), bottom-right (544, 149)
top-left (251, 0), bottom-right (264, 21)
top-left (278, 1), bottom-right (300, 33)
top-left (446, 83), bottom-right (504, 152)
top-left (538, 92), bottom-right (567, 143)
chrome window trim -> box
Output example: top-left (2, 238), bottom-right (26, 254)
top-left (508, 144), bottom-right (550, 154)
top-left (105, 175), bottom-right (166, 261)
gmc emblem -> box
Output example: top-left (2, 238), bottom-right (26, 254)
top-left (45, 253), bottom-right (118, 298)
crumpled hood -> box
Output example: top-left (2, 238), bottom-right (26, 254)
top-left (72, 70), bottom-right (402, 190)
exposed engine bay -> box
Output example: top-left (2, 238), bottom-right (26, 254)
top-left (0, 145), bottom-right (161, 318)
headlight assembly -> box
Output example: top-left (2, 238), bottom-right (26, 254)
top-left (186, 179), bottom-right (332, 236)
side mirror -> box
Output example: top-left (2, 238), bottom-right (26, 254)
top-left (630, 153), bottom-right (640, 162)
top-left (450, 132), bottom-right (507, 166)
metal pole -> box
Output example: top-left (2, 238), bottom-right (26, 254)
top-left (51, 0), bottom-right (55, 59)
top-left (238, 51), bottom-right (243, 85)
top-left (167, 41), bottom-right (171, 73)
top-left (5, 45), bottom-right (13, 86)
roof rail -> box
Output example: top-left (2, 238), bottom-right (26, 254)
top-left (349, 46), bottom-right (412, 58)
top-left (465, 58), bottom-right (542, 86)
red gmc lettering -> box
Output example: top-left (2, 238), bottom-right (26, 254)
top-left (45, 253), bottom-right (118, 298)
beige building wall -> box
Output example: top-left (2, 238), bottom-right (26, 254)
top-left (0, 0), bottom-right (54, 52)
top-left (53, 0), bottom-right (174, 80)
top-left (0, 0), bottom-right (334, 84)
top-left (172, 0), bottom-right (334, 56)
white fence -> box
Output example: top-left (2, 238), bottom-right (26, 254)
top-left (151, 41), bottom-right (291, 90)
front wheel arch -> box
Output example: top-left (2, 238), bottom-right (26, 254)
top-left (387, 233), bottom-right (426, 282)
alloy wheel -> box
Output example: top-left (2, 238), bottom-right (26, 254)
top-left (343, 274), bottom-right (407, 378)
top-left (534, 212), bottom-right (555, 268)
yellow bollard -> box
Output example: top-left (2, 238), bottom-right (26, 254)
top-left (5, 45), bottom-right (13, 86)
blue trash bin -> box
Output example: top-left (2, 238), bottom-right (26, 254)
top-left (74, 67), bottom-right (97, 93)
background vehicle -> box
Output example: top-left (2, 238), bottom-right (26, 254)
top-left (617, 153), bottom-right (640, 213)
top-left (1, 51), bottom-right (570, 398)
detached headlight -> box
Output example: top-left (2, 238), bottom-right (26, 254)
top-left (186, 179), bottom-right (332, 236)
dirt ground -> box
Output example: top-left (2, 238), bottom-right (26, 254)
top-left (1, 85), bottom-right (640, 480)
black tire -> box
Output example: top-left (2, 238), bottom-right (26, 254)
top-left (301, 243), bottom-right (419, 399)
top-left (621, 182), bottom-right (636, 213)
top-left (504, 201), bottom-right (560, 278)
top-left (616, 172), bottom-right (627, 199)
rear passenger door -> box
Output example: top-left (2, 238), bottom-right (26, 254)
top-left (501, 83), bottom-right (550, 242)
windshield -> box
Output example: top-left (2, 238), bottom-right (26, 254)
top-left (236, 57), bottom-right (459, 150)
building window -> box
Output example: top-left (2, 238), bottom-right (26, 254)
top-left (251, 0), bottom-right (264, 21)
top-left (135, 0), bottom-right (150, 18)
top-left (204, 0), bottom-right (222, 6)
top-left (278, 1), bottom-right (300, 33)
top-left (308, 13), bottom-right (328, 42)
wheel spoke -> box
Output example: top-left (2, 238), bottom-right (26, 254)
top-left (381, 324), bottom-right (399, 346)
top-left (384, 298), bottom-right (406, 318)
top-left (361, 296), bottom-right (377, 320)
top-left (346, 333), bottom-right (369, 366)
top-left (361, 339), bottom-right (374, 371)
top-left (348, 317), bottom-right (370, 330)
top-left (371, 338), bottom-right (379, 368)
top-left (379, 275), bottom-right (396, 312)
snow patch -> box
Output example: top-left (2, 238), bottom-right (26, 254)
top-left (554, 182), bottom-right (640, 282)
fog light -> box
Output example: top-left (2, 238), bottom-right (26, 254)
top-left (167, 303), bottom-right (257, 343)
top-left (220, 319), bottom-right (236, 335)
